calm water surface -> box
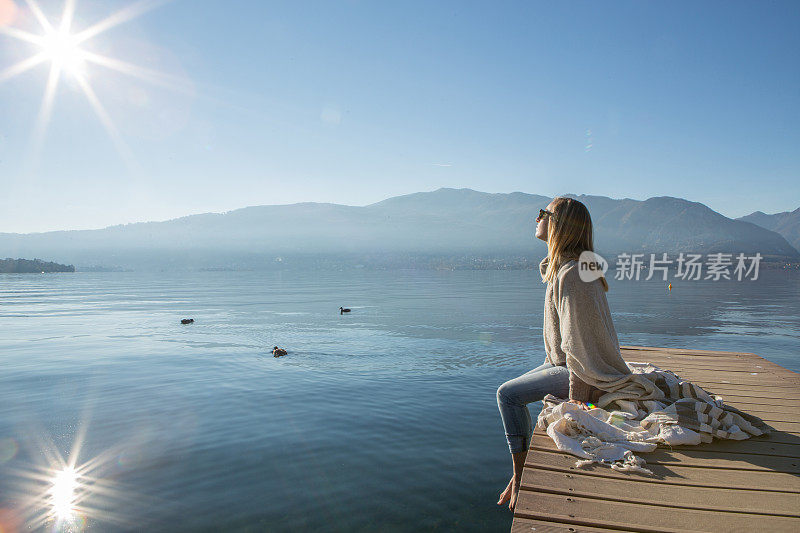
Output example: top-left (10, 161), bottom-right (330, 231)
top-left (1, 269), bottom-right (799, 531)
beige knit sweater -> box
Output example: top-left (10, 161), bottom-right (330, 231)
top-left (540, 256), bottom-right (661, 405)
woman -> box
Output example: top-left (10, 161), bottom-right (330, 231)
top-left (496, 196), bottom-right (638, 511)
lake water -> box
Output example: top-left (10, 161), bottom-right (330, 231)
top-left (1, 268), bottom-right (799, 532)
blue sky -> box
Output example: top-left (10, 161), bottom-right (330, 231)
top-left (1, 0), bottom-right (798, 232)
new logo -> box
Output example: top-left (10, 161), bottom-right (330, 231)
top-left (578, 251), bottom-right (608, 282)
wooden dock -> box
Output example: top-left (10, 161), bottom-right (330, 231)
top-left (511, 345), bottom-right (800, 533)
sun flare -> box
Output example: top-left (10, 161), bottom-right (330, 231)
top-left (50, 466), bottom-right (79, 520)
top-left (0, 0), bottom-right (178, 166)
top-left (42, 31), bottom-right (86, 75)
top-left (40, 29), bottom-right (85, 76)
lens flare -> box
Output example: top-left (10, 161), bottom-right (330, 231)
top-left (40, 29), bottom-right (85, 76)
top-left (49, 466), bottom-right (78, 520)
top-left (0, 0), bottom-right (181, 168)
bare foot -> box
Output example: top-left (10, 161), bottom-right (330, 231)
top-left (508, 479), bottom-right (519, 511)
top-left (497, 476), bottom-right (518, 510)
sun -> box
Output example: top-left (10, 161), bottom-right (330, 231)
top-left (50, 466), bottom-right (79, 520)
top-left (2, 420), bottom-right (139, 530)
top-left (40, 28), bottom-right (86, 76)
top-left (0, 0), bottom-right (183, 166)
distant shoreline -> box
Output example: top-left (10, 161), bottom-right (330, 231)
top-left (0, 258), bottom-right (74, 273)
top-left (2, 255), bottom-right (797, 274)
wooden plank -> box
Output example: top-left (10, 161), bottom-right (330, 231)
top-left (621, 351), bottom-right (796, 372)
top-left (524, 449), bottom-right (800, 492)
top-left (631, 360), bottom-right (752, 370)
top-left (620, 346), bottom-right (746, 356)
top-left (622, 349), bottom-right (757, 358)
top-left (659, 367), bottom-right (793, 376)
top-left (530, 431), bottom-right (800, 458)
top-left (530, 432), bottom-right (800, 458)
top-left (520, 468), bottom-right (800, 517)
top-left (529, 442), bottom-right (800, 474)
top-left (514, 490), bottom-right (800, 532)
top-left (719, 395), bottom-right (800, 407)
top-left (674, 365), bottom-right (798, 375)
top-left (529, 425), bottom-right (800, 446)
top-left (511, 518), bottom-right (630, 532)
top-left (629, 365), bottom-right (799, 381)
top-left (745, 432), bottom-right (800, 445)
top-left (696, 389), bottom-right (800, 401)
top-left (727, 410), bottom-right (800, 424)
top-left (623, 356), bottom-right (772, 366)
top-left (696, 380), bottom-right (800, 390)
top-left (703, 392), bottom-right (799, 403)
top-left (695, 375), bottom-right (800, 386)
top-left (754, 420), bottom-right (800, 433)
top-left (694, 376), bottom-right (798, 386)
top-left (736, 407), bottom-right (800, 421)
top-left (625, 354), bottom-right (752, 364)
top-left (700, 393), bottom-right (800, 406)
top-left (637, 358), bottom-right (798, 371)
top-left (623, 356), bottom-right (798, 375)
top-left (651, 367), bottom-right (790, 376)
top-left (511, 518), bottom-right (623, 533)
top-left (689, 381), bottom-right (800, 391)
top-left (688, 383), bottom-right (798, 394)
top-left (628, 353), bottom-right (746, 360)
top-left (661, 364), bottom-right (795, 373)
top-left (672, 370), bottom-right (799, 380)
top-left (616, 367), bottom-right (800, 387)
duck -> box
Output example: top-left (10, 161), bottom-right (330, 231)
top-left (340, 307), bottom-right (351, 314)
top-left (181, 318), bottom-right (194, 324)
top-left (272, 346), bottom-right (288, 357)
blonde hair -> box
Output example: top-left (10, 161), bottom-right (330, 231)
top-left (541, 197), bottom-right (609, 292)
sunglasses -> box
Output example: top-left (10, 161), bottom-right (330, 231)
top-left (536, 208), bottom-right (556, 223)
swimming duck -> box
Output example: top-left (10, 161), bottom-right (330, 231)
top-left (272, 346), bottom-right (288, 357)
top-left (340, 307), bottom-right (351, 314)
top-left (181, 318), bottom-right (194, 324)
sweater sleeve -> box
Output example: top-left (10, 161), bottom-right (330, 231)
top-left (556, 266), bottom-right (614, 401)
top-left (568, 371), bottom-right (595, 403)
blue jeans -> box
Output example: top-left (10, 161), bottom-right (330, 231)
top-left (496, 361), bottom-right (570, 454)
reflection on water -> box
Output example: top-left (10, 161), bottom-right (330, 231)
top-left (50, 466), bottom-right (78, 521)
top-left (0, 269), bottom-right (798, 531)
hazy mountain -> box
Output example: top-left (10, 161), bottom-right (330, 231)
top-left (1, 188), bottom-right (797, 270)
top-left (736, 208), bottom-right (800, 253)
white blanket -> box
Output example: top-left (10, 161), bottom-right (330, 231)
top-left (536, 362), bottom-right (772, 475)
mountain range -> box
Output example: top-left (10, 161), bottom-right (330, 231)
top-left (736, 207), bottom-right (800, 254)
top-left (1, 188), bottom-right (798, 270)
